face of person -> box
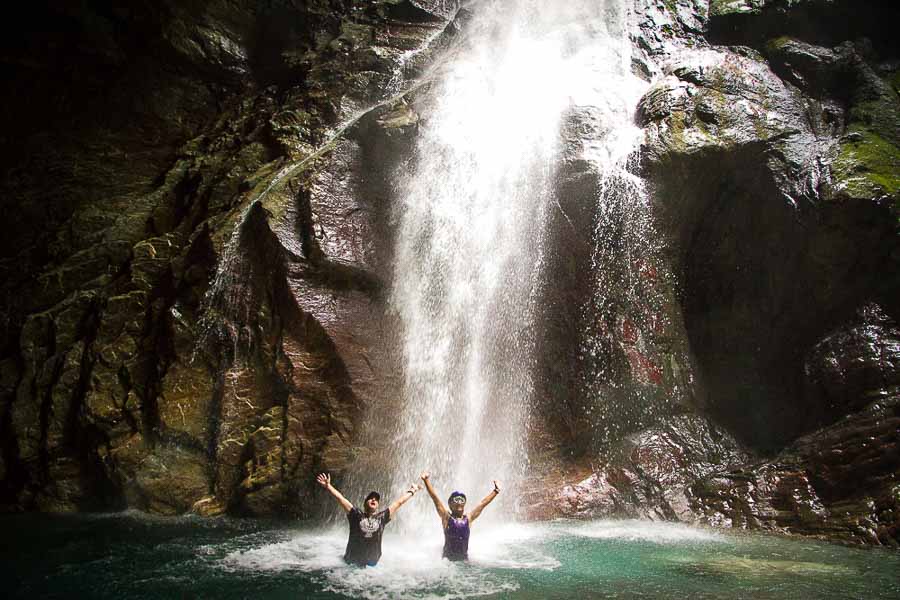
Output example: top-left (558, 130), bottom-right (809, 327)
top-left (365, 497), bottom-right (379, 514)
top-left (449, 496), bottom-right (466, 516)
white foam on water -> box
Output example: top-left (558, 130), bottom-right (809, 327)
top-left (219, 530), bottom-right (346, 573)
top-left (216, 520), bottom-right (728, 597)
top-left (558, 519), bottom-right (726, 544)
top-left (218, 522), bottom-right (562, 599)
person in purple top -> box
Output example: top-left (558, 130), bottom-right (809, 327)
top-left (316, 472), bottom-right (420, 567)
top-left (420, 471), bottom-right (500, 561)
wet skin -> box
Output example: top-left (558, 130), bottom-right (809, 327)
top-left (365, 497), bottom-right (379, 515)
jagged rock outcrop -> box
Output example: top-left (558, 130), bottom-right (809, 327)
top-left (543, 0), bottom-right (899, 545)
top-left (526, 414), bottom-right (748, 520)
top-left (0, 0), bottom-right (455, 515)
top-left (684, 303), bottom-right (899, 546)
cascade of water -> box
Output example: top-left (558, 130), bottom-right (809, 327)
top-left (383, 0), bottom-right (645, 530)
top-left (580, 152), bottom-right (672, 447)
top-left (576, 26), bottom-right (676, 448)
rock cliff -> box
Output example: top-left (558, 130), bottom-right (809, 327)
top-left (0, 0), bottom-right (897, 546)
top-left (0, 0), bottom-right (452, 516)
top-left (532, 0), bottom-right (899, 547)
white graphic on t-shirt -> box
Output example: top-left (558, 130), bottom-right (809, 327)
top-left (359, 515), bottom-right (381, 538)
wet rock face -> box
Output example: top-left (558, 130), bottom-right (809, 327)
top-left (688, 392), bottom-right (900, 546)
top-left (804, 304), bottom-right (900, 421)
top-left (528, 414), bottom-right (748, 521)
top-left (636, 1), bottom-right (899, 450)
top-left (0, 0), bottom-right (451, 515)
top-left (707, 0), bottom-right (900, 56)
top-left (536, 0), bottom-right (899, 545)
top-left (534, 104), bottom-right (701, 461)
top-left (682, 307), bottom-right (900, 545)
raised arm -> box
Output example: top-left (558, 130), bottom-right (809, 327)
top-left (388, 483), bottom-right (421, 518)
top-left (468, 480), bottom-right (500, 523)
top-left (316, 473), bottom-right (353, 513)
top-left (421, 471), bottom-right (449, 526)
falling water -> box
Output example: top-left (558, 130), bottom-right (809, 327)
top-left (385, 0), bottom-right (647, 527)
top-left (577, 55), bottom-right (679, 449)
top-left (579, 150), bottom-right (678, 447)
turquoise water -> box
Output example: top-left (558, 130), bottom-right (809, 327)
top-left (5, 512), bottom-right (899, 599)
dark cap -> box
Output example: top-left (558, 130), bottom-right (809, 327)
top-left (364, 491), bottom-right (381, 502)
top-left (448, 491), bottom-right (466, 503)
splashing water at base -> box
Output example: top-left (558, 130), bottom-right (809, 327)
top-left (8, 513), bottom-right (899, 600)
top-left (222, 524), bottom-right (557, 600)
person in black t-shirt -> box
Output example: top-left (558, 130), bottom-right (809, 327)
top-left (316, 472), bottom-right (420, 567)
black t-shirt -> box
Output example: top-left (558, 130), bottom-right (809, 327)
top-left (344, 507), bottom-right (391, 566)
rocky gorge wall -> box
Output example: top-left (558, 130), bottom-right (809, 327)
top-left (0, 0), bottom-right (453, 516)
top-left (0, 0), bottom-right (897, 547)
top-left (531, 0), bottom-right (900, 547)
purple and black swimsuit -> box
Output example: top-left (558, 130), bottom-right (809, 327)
top-left (443, 515), bottom-right (471, 561)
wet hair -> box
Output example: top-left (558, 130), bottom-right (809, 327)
top-left (364, 491), bottom-right (381, 502)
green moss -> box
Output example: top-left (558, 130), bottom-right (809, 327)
top-left (764, 36), bottom-right (794, 56)
top-left (749, 111), bottom-right (771, 141)
top-left (704, 69), bottom-right (735, 130)
top-left (850, 100), bottom-right (884, 128)
top-left (666, 111), bottom-right (689, 153)
top-left (694, 115), bottom-right (714, 138)
top-left (710, 67), bottom-right (729, 94)
top-left (890, 71), bottom-right (900, 97)
top-left (848, 68), bottom-right (900, 147)
top-left (665, 106), bottom-right (719, 155)
top-left (833, 126), bottom-right (900, 201)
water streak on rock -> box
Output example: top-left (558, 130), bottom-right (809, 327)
top-left (197, 42), bottom-right (459, 366)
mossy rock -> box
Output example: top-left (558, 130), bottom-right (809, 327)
top-left (890, 71), bottom-right (900, 96)
top-left (832, 127), bottom-right (900, 204)
top-left (764, 36), bottom-right (794, 54)
top-left (125, 445), bottom-right (211, 515)
top-left (157, 362), bottom-right (216, 442)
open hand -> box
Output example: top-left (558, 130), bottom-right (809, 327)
top-left (316, 473), bottom-right (331, 488)
top-left (407, 483), bottom-right (421, 495)
top-left (492, 480), bottom-right (500, 493)
top-left (420, 471), bottom-right (430, 482)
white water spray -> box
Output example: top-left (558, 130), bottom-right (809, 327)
top-left (383, 0), bottom-right (648, 528)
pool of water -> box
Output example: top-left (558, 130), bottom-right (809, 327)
top-left (5, 512), bottom-right (899, 599)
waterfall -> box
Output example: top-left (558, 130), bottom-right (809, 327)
top-left (580, 151), bottom-right (675, 448)
top-left (383, 0), bottom-right (646, 528)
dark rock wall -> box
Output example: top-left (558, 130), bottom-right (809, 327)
top-left (0, 0), bottom-right (453, 515)
top-left (541, 0), bottom-right (899, 546)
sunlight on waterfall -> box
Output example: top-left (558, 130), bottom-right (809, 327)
top-left (381, 0), bottom-right (649, 531)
